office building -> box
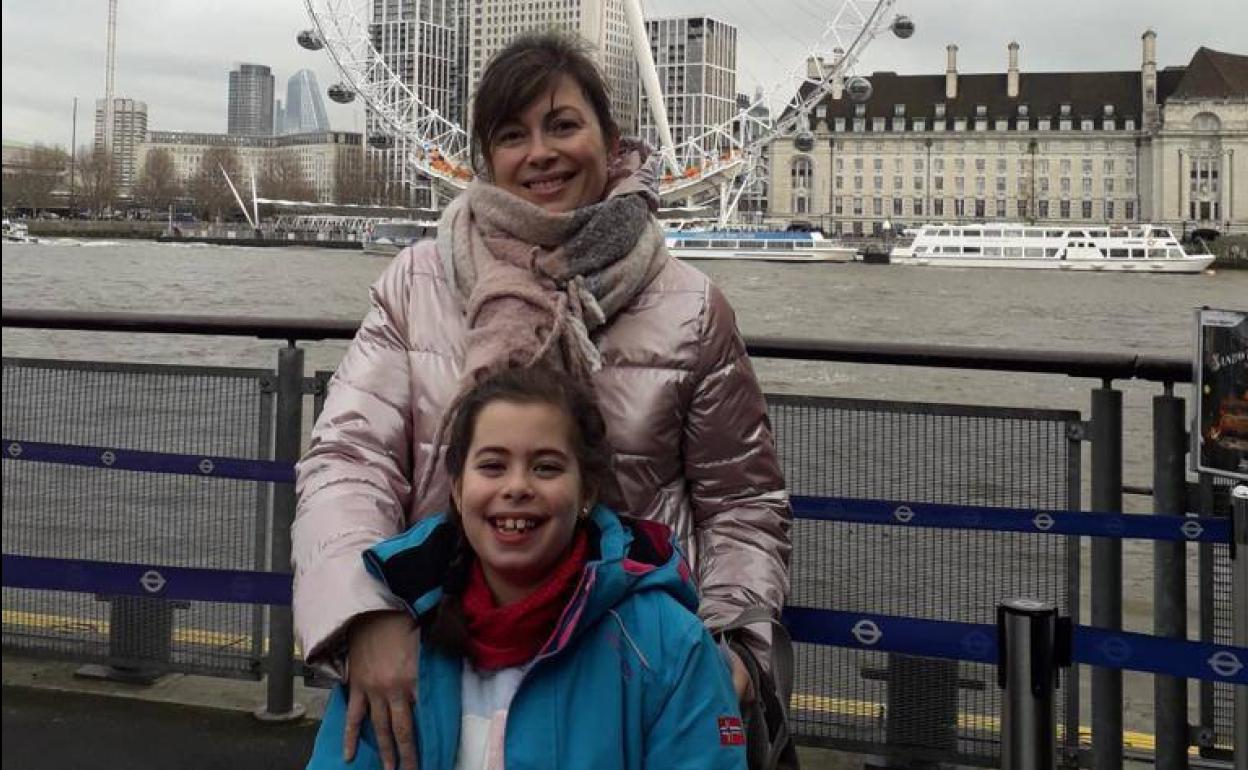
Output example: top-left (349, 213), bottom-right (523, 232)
top-left (93, 97), bottom-right (148, 196)
top-left (228, 63), bottom-right (275, 136)
top-left (282, 69), bottom-right (331, 135)
top-left (641, 16), bottom-right (737, 156)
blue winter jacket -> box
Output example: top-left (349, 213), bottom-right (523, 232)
top-left (308, 504), bottom-right (747, 770)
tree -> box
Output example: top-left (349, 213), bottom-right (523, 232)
top-left (258, 152), bottom-right (317, 202)
top-left (133, 148), bottom-right (182, 212)
top-left (5, 144), bottom-right (69, 215)
top-left (187, 146), bottom-right (244, 221)
top-left (78, 146), bottom-right (116, 216)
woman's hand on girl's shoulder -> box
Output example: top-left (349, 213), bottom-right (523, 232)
top-left (344, 611), bottom-right (421, 770)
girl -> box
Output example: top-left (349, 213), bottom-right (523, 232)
top-left (307, 367), bottom-right (747, 770)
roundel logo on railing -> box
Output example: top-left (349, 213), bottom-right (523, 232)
top-left (892, 506), bottom-right (915, 524)
top-left (198, 458), bottom-right (215, 475)
top-left (100, 450), bottom-right (116, 467)
top-left (851, 619), bottom-right (883, 646)
top-left (1098, 636), bottom-right (1132, 665)
top-left (961, 629), bottom-right (992, 659)
top-left (140, 569), bottom-right (167, 594)
top-left (7, 441), bottom-right (22, 458)
top-left (1180, 520), bottom-right (1204, 540)
top-left (1207, 650), bottom-right (1244, 679)
top-left (1032, 513), bottom-right (1055, 531)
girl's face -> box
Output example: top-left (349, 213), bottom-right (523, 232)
top-left (487, 75), bottom-right (612, 214)
top-left (452, 399), bottom-right (586, 605)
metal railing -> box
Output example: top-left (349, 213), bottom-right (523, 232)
top-left (2, 308), bottom-right (1241, 770)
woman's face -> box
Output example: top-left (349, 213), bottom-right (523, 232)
top-left (488, 75), bottom-right (612, 213)
top-left (452, 399), bottom-right (585, 605)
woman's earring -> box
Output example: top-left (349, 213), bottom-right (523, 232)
top-left (579, 504), bottom-right (591, 520)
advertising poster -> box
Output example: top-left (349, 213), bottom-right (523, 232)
top-left (1194, 308), bottom-right (1248, 481)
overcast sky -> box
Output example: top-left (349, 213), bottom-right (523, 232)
top-left (2, 0), bottom-right (1242, 149)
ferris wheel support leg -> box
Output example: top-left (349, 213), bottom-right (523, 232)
top-left (622, 0), bottom-right (679, 175)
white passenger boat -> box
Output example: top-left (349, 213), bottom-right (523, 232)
top-left (889, 223), bottom-right (1214, 273)
top-left (362, 219), bottom-right (437, 257)
top-left (666, 230), bottom-right (857, 263)
top-left (2, 219), bottom-right (38, 243)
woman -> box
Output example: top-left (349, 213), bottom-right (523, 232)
top-left (307, 367), bottom-right (747, 769)
top-left (293, 31), bottom-right (790, 770)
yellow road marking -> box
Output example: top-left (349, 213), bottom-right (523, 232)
top-left (3, 609), bottom-right (1228, 752)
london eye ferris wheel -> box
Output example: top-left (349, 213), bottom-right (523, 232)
top-left (299, 0), bottom-right (914, 224)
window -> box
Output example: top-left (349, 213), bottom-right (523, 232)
top-left (853, 198), bottom-right (863, 215)
top-left (955, 199), bottom-right (966, 217)
top-left (976, 177), bottom-right (986, 194)
top-left (894, 175), bottom-right (903, 189)
top-left (935, 103), bottom-right (946, 118)
top-left (975, 158), bottom-right (986, 172)
top-left (935, 176), bottom-right (945, 191)
top-left (835, 197), bottom-right (844, 214)
top-left (1104, 119), bottom-right (1116, 131)
top-left (874, 176), bottom-right (883, 190)
top-left (1104, 178), bottom-right (1114, 194)
top-left (914, 158), bottom-right (924, 171)
top-left (934, 158), bottom-right (944, 172)
top-left (1104, 200), bottom-right (1114, 220)
top-left (954, 118), bottom-right (967, 131)
top-left (873, 198), bottom-right (883, 216)
top-left (1082, 178), bottom-right (1092, 195)
top-left (1018, 104), bottom-right (1029, 117)
top-left (1081, 200), bottom-right (1092, 218)
top-left (975, 199), bottom-right (986, 218)
top-left (955, 158), bottom-right (966, 172)
top-left (1104, 159), bottom-right (1114, 175)
top-left (893, 198), bottom-right (903, 216)
top-left (1018, 118), bottom-right (1030, 131)
top-left (1038, 118), bottom-right (1051, 131)
top-left (853, 175), bottom-right (863, 190)
top-left (956, 177), bottom-right (965, 192)
top-left (1081, 119), bottom-right (1094, 130)
top-left (835, 175), bottom-right (844, 190)
top-left (873, 158), bottom-right (884, 171)
top-left (1017, 200), bottom-right (1028, 218)
top-left (1039, 159), bottom-right (1050, 174)
top-left (1060, 104), bottom-right (1071, 117)
top-left (1060, 159), bottom-right (1071, 174)
top-left (894, 104), bottom-right (905, 117)
top-left (976, 104), bottom-right (987, 117)
top-left (995, 119), bottom-right (1009, 131)
top-left (997, 158), bottom-right (1008, 173)
top-left (834, 118), bottom-right (846, 132)
top-left (914, 176), bottom-right (923, 190)
top-left (853, 118), bottom-right (865, 131)
top-left (1038, 200), bottom-right (1049, 218)
top-left (996, 177), bottom-right (1007, 194)
top-left (854, 158), bottom-right (864, 171)
top-left (913, 198), bottom-right (923, 216)
top-left (1060, 178), bottom-right (1070, 194)
top-left (855, 104), bottom-right (867, 117)
top-left (996, 199), bottom-right (1006, 217)
top-left (1124, 118), bottom-right (1136, 131)
top-left (934, 199), bottom-right (944, 216)
top-left (1060, 200), bottom-right (1070, 218)
top-left (913, 118), bottom-right (927, 131)
top-left (873, 117), bottom-right (886, 132)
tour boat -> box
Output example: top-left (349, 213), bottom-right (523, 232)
top-left (362, 219), bottom-right (437, 257)
top-left (888, 223), bottom-right (1214, 273)
top-left (665, 230), bottom-right (857, 263)
top-left (2, 219), bottom-right (38, 243)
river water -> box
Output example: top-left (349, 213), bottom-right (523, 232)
top-left (2, 238), bottom-right (1243, 495)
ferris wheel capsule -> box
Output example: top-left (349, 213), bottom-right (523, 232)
top-left (846, 76), bottom-right (873, 103)
top-left (891, 15), bottom-right (915, 39)
top-left (327, 83), bottom-right (356, 104)
top-left (297, 29), bottom-right (324, 50)
top-left (794, 131), bottom-right (815, 152)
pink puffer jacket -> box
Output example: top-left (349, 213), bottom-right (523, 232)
top-left (292, 240), bottom-right (791, 669)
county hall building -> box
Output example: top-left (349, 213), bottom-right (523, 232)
top-left (768, 31), bottom-right (1247, 237)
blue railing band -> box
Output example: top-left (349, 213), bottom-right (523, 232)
top-left (2, 439), bottom-right (294, 484)
top-left (1, 555), bottom-right (292, 606)
top-left (4, 557), bottom-right (1239, 685)
top-left (791, 495), bottom-right (1229, 544)
top-left (782, 607), bottom-right (1247, 686)
top-left (2, 440), bottom-right (1230, 545)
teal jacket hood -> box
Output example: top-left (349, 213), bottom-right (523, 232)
top-left (362, 504), bottom-right (700, 653)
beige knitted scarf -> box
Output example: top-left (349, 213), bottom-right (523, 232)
top-left (436, 139), bottom-right (668, 385)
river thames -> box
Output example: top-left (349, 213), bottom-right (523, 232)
top-left (2, 237), bottom-right (1243, 490)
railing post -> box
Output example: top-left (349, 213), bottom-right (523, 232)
top-left (1153, 385), bottom-right (1190, 770)
top-left (255, 342), bottom-right (306, 722)
top-left (1091, 382), bottom-right (1123, 770)
top-left (1233, 485), bottom-right (1248, 770)
top-left (998, 598), bottom-right (1059, 770)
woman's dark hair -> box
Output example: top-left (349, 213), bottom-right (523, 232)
top-left (470, 30), bottom-right (620, 175)
top-left (426, 366), bottom-right (615, 655)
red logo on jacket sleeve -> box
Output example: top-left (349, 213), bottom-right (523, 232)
top-left (718, 716), bottom-right (746, 746)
